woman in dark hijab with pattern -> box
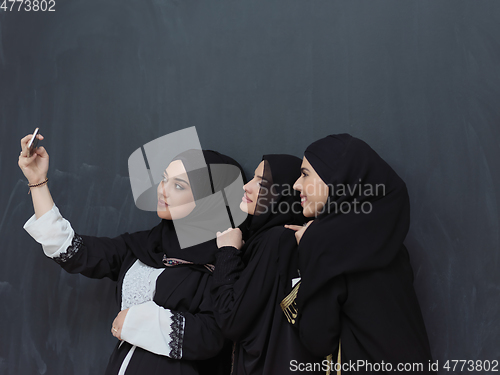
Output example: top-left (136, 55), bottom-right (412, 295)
top-left (19, 132), bottom-right (244, 375)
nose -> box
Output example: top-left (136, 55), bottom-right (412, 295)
top-left (158, 180), bottom-right (169, 197)
top-left (293, 177), bottom-right (302, 192)
top-left (243, 181), bottom-right (251, 193)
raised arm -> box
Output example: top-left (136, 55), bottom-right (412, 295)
top-left (18, 133), bottom-right (54, 218)
top-left (19, 134), bottom-right (130, 281)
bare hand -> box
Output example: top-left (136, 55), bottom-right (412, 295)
top-left (111, 308), bottom-right (129, 340)
top-left (285, 221), bottom-right (314, 245)
top-left (216, 228), bottom-right (243, 250)
top-left (18, 133), bottom-right (49, 185)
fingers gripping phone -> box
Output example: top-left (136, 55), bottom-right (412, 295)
top-left (28, 128), bottom-right (40, 157)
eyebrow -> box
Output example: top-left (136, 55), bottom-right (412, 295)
top-left (174, 177), bottom-right (190, 186)
top-left (164, 171), bottom-right (190, 186)
top-left (300, 168), bottom-right (310, 173)
top-left (255, 175), bottom-right (269, 183)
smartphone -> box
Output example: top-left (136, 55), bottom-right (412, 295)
top-left (27, 128), bottom-right (40, 157)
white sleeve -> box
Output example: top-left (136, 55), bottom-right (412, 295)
top-left (120, 301), bottom-right (185, 359)
top-left (23, 203), bottom-right (75, 258)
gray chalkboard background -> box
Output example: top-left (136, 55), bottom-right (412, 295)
top-left (1, 1), bottom-right (499, 374)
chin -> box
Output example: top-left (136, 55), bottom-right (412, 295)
top-left (303, 210), bottom-right (315, 218)
top-left (302, 205), bottom-right (317, 218)
top-left (239, 201), bottom-right (249, 213)
top-left (157, 209), bottom-right (172, 220)
top-left (240, 201), bottom-right (257, 215)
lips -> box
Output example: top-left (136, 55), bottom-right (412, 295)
top-left (242, 193), bottom-right (253, 203)
top-left (158, 198), bottom-right (169, 207)
top-left (300, 194), bottom-right (307, 206)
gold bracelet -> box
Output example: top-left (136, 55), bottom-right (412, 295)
top-left (28, 177), bottom-right (48, 194)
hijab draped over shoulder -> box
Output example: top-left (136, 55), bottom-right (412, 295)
top-left (292, 134), bottom-right (434, 373)
top-left (297, 133), bottom-right (410, 310)
top-left (239, 154), bottom-right (306, 261)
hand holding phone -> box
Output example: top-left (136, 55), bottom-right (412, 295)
top-left (27, 127), bottom-right (40, 157)
top-left (18, 129), bottom-right (49, 186)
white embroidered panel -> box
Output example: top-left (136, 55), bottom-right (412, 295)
top-left (122, 260), bottom-right (162, 310)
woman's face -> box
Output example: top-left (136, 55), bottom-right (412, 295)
top-left (157, 160), bottom-right (196, 220)
top-left (240, 161), bottom-right (266, 215)
top-left (293, 156), bottom-right (329, 218)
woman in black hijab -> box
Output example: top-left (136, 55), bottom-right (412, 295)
top-left (212, 155), bottom-right (326, 375)
top-left (285, 134), bottom-right (434, 374)
top-left (19, 133), bottom-right (244, 375)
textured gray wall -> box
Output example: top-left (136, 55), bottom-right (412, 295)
top-left (1, 1), bottom-right (499, 374)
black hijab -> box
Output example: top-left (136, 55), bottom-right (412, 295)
top-left (212, 154), bottom-right (320, 375)
top-left (297, 134), bottom-right (410, 308)
top-left (240, 154), bottom-right (306, 262)
top-left (122, 149), bottom-right (246, 272)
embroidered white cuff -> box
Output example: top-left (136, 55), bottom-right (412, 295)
top-left (121, 301), bottom-right (185, 359)
top-left (23, 203), bottom-right (75, 258)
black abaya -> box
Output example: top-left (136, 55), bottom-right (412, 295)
top-left (211, 155), bottom-right (326, 375)
top-left (292, 134), bottom-right (434, 374)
